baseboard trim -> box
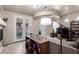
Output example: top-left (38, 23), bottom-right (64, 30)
top-left (3, 40), bottom-right (25, 47)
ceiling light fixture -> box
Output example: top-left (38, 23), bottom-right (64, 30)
top-left (34, 11), bottom-right (60, 25)
top-left (41, 17), bottom-right (51, 25)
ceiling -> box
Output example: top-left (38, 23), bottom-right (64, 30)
top-left (2, 5), bottom-right (79, 16)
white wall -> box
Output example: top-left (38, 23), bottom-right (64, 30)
top-left (3, 10), bottom-right (33, 45)
top-left (3, 10), bottom-right (14, 45)
top-left (32, 18), bottom-right (40, 35)
top-left (0, 6), bottom-right (2, 18)
top-left (60, 11), bottom-right (79, 28)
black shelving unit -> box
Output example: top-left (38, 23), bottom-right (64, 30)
top-left (70, 21), bottom-right (79, 41)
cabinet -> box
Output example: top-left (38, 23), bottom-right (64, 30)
top-left (38, 41), bottom-right (49, 54)
top-left (26, 36), bottom-right (49, 54)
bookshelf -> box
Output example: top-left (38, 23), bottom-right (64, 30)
top-left (70, 21), bottom-right (79, 41)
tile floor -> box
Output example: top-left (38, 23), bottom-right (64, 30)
top-left (1, 41), bottom-right (26, 54)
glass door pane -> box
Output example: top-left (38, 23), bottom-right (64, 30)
top-left (16, 18), bottom-right (23, 39)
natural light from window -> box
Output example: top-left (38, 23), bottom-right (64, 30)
top-left (65, 19), bottom-right (69, 22)
top-left (53, 21), bottom-right (59, 33)
top-left (76, 17), bottom-right (79, 21)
